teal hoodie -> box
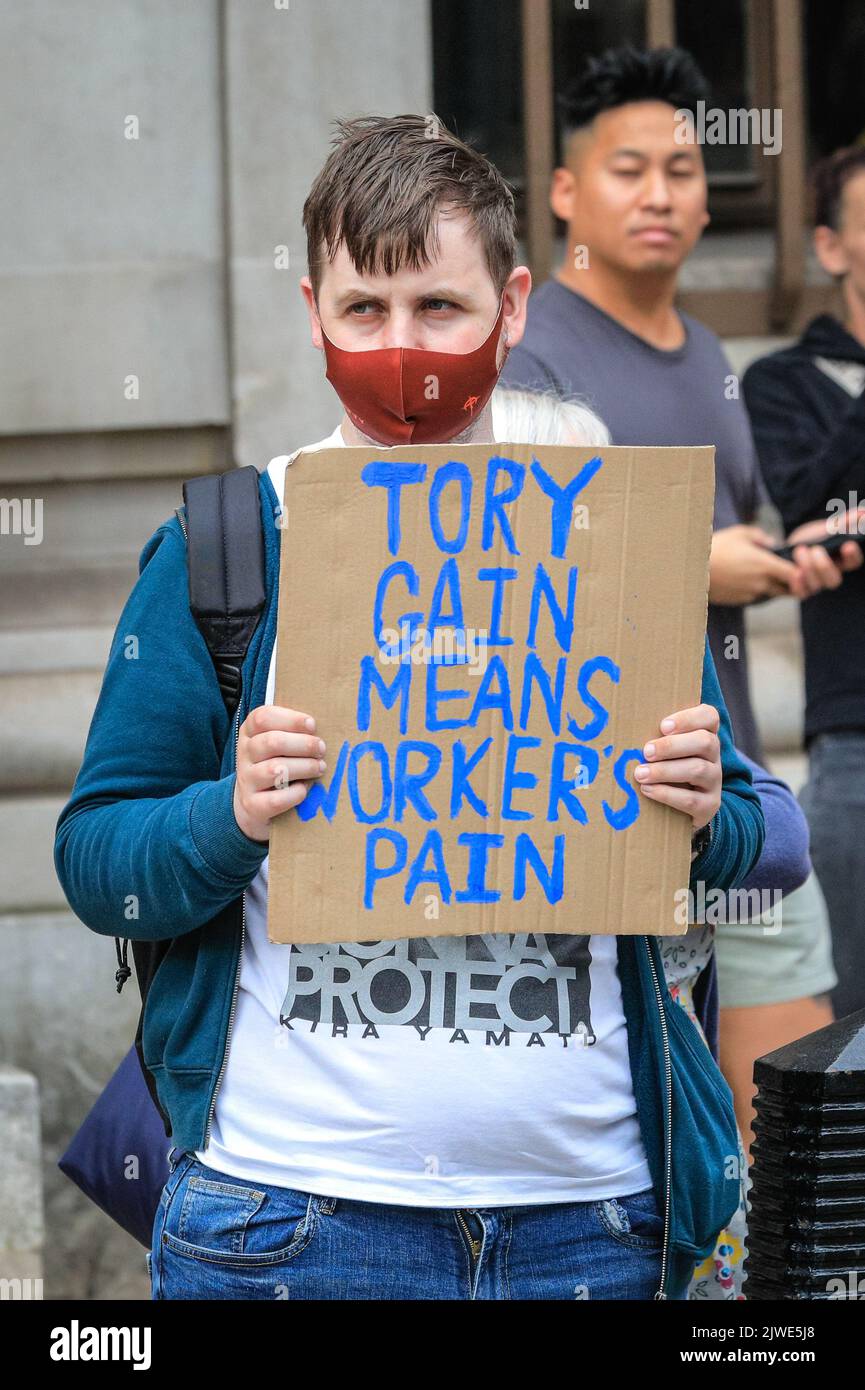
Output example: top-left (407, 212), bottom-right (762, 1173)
top-left (54, 465), bottom-right (764, 1299)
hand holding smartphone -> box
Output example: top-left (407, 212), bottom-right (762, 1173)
top-left (771, 531), bottom-right (865, 563)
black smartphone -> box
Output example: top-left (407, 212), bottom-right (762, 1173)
top-left (772, 531), bottom-right (865, 564)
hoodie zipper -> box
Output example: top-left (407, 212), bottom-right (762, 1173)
top-left (203, 697), bottom-right (246, 1150)
top-left (643, 935), bottom-right (672, 1300)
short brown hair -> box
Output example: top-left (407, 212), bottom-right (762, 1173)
top-left (812, 144), bottom-right (865, 230)
top-left (302, 114), bottom-right (517, 301)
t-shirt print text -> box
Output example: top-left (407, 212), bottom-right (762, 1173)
top-left (280, 933), bottom-right (598, 1047)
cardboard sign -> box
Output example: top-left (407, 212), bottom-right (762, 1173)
top-left (268, 442), bottom-right (714, 944)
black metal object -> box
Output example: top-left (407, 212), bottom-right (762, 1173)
top-left (744, 1009), bottom-right (865, 1299)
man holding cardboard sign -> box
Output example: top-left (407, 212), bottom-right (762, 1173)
top-left (55, 115), bottom-right (763, 1300)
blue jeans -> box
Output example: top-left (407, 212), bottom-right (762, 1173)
top-left (799, 731), bottom-right (865, 1019)
top-left (148, 1149), bottom-right (685, 1300)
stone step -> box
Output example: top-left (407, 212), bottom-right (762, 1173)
top-left (0, 797), bottom-right (74, 912)
top-left (0, 1065), bottom-right (44, 1283)
top-left (0, 674), bottom-right (102, 792)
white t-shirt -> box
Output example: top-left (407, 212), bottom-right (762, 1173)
top-left (194, 425), bottom-right (653, 1206)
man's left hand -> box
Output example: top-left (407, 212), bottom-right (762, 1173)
top-left (635, 704), bottom-right (722, 831)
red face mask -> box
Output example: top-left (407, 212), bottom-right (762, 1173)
top-left (318, 296), bottom-right (508, 445)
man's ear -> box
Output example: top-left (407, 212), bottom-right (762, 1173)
top-left (300, 275), bottom-right (324, 350)
top-left (501, 264), bottom-right (533, 353)
top-left (814, 225), bottom-right (849, 279)
top-left (550, 165), bottom-right (576, 222)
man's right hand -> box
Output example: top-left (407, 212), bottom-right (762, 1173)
top-left (232, 704), bottom-right (326, 843)
top-left (709, 524), bottom-right (798, 606)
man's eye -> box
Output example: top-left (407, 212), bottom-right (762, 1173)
top-left (348, 302), bottom-right (380, 315)
top-left (423, 299), bottom-right (455, 311)
top-left (613, 167), bottom-right (641, 178)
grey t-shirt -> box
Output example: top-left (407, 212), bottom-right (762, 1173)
top-left (500, 277), bottom-right (765, 764)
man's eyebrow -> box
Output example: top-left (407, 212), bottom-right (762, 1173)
top-left (416, 286), bottom-right (475, 304)
top-left (606, 146), bottom-right (698, 163)
top-left (332, 286), bottom-right (384, 311)
top-left (332, 285), bottom-right (476, 310)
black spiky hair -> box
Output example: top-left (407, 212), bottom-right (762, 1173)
top-left (557, 45), bottom-right (711, 150)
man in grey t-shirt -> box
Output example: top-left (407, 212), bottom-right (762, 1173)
top-left (502, 50), bottom-right (853, 767)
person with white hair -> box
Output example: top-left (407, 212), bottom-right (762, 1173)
top-left (492, 385), bottom-right (611, 448)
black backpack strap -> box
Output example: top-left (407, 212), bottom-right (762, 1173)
top-left (115, 466), bottom-right (267, 1009)
top-left (182, 465), bottom-right (268, 718)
